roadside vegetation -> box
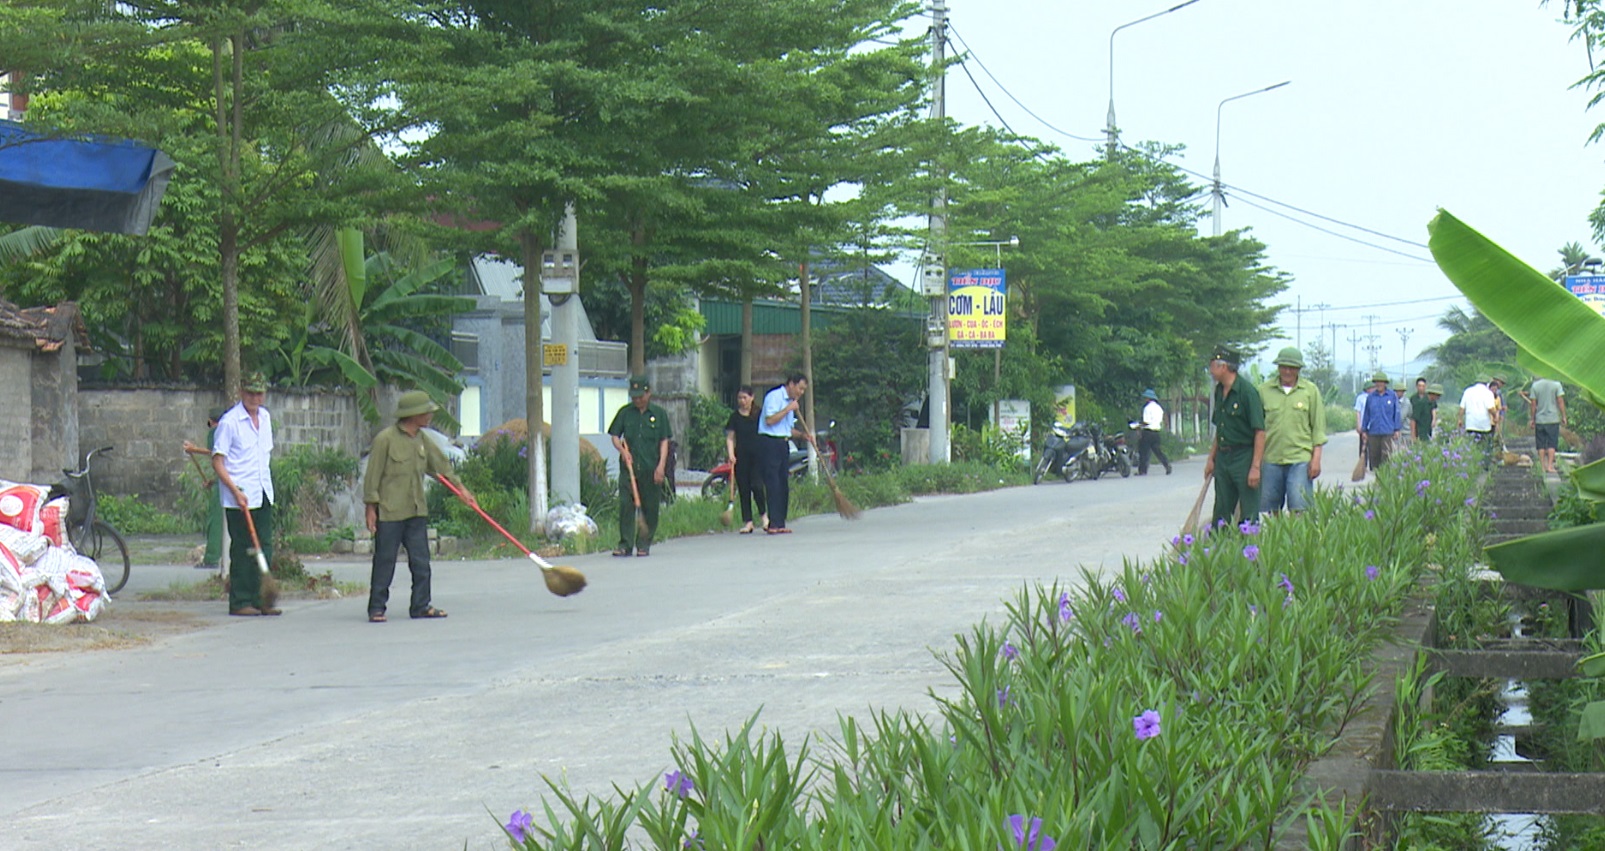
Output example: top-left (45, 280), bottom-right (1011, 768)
top-left (492, 442), bottom-right (1483, 849)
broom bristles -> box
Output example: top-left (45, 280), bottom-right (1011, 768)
top-left (541, 564), bottom-right (587, 597)
top-left (260, 569), bottom-right (280, 609)
top-left (831, 485), bottom-right (860, 520)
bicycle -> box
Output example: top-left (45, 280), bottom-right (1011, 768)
top-left (57, 446), bottom-right (132, 595)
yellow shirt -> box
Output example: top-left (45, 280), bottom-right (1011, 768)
top-left (1258, 377), bottom-right (1327, 465)
top-left (363, 425), bottom-right (453, 522)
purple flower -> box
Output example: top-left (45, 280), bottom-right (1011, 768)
top-left (1364, 510), bottom-right (1375, 520)
top-left (505, 810), bottom-right (533, 843)
top-left (1416, 479), bottom-right (1431, 494)
top-left (1278, 573), bottom-right (1295, 595)
top-left (1000, 641), bottom-right (1019, 661)
top-left (1133, 709), bottom-right (1162, 740)
top-left (1122, 611), bottom-right (1142, 634)
top-left (1058, 592), bottom-right (1075, 622)
top-left (684, 830), bottom-right (703, 849)
top-left (997, 686), bottom-right (1011, 708)
top-left (665, 770), bottom-right (695, 798)
top-left (1248, 603), bottom-right (1260, 617)
top-left (1243, 544), bottom-right (1260, 562)
top-left (1183, 534), bottom-right (1195, 546)
top-left (1112, 586), bottom-right (1127, 604)
top-left (1153, 610), bottom-right (1163, 623)
top-left (1490, 511), bottom-right (1498, 519)
top-left (1140, 572), bottom-right (1152, 585)
top-left (1239, 520), bottom-right (1261, 535)
top-left (1178, 553), bottom-right (1189, 566)
top-left (1464, 497), bottom-right (1476, 507)
top-left (1006, 815), bottom-right (1058, 851)
top-left (1365, 565), bottom-right (1380, 581)
top-left (1171, 535), bottom-right (1180, 546)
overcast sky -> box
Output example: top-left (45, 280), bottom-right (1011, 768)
top-left (914, 0), bottom-right (1602, 379)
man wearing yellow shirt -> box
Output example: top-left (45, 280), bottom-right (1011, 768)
top-left (363, 391), bottom-right (471, 623)
top-left (1257, 347), bottom-right (1326, 514)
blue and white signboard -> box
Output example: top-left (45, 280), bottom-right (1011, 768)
top-left (1565, 274), bottom-right (1605, 318)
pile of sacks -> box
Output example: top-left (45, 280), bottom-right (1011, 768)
top-left (0, 481), bottom-right (107, 624)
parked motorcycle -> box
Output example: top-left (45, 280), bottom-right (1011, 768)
top-left (1031, 421), bottom-right (1095, 484)
top-left (700, 425), bottom-right (838, 497)
top-left (1098, 424), bottom-right (1134, 478)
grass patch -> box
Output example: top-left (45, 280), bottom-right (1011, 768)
top-left (0, 607), bottom-right (206, 655)
top-left (137, 571), bottom-right (364, 602)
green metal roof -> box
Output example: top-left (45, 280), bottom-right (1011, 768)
top-left (700, 299), bottom-right (848, 335)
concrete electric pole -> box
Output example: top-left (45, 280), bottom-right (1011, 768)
top-left (545, 205), bottom-right (581, 507)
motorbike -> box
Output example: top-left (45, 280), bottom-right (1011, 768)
top-left (1097, 424), bottom-right (1134, 478)
top-left (1031, 421), bottom-right (1095, 484)
top-left (700, 425), bottom-right (838, 498)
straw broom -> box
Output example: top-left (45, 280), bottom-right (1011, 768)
top-left (1179, 476), bottom-right (1210, 541)
top-left (619, 446), bottom-right (652, 544)
top-left (240, 504), bottom-right (279, 610)
top-left (1351, 435), bottom-right (1368, 483)
top-left (435, 475), bottom-right (585, 597)
top-left (798, 416), bottom-right (858, 520)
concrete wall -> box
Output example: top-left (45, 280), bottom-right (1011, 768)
top-left (0, 342), bottom-right (34, 483)
top-left (28, 335), bottom-right (77, 484)
top-left (76, 386), bottom-right (376, 509)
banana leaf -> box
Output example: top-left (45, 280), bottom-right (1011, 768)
top-left (1580, 701), bottom-right (1605, 741)
top-left (1430, 210), bottom-right (1605, 590)
top-left (1428, 211), bottom-right (1605, 395)
top-left (1576, 457), bottom-right (1605, 505)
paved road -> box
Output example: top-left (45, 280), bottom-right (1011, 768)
top-left (4, 435), bottom-right (1360, 850)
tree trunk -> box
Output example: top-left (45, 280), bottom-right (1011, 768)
top-left (213, 34), bottom-right (244, 395)
top-left (628, 225), bottom-right (648, 376)
top-left (740, 295), bottom-right (753, 386)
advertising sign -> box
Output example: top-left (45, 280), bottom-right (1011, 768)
top-left (1565, 274), bottom-right (1605, 318)
top-left (992, 399), bottom-right (1032, 459)
top-left (1053, 385), bottom-right (1076, 429)
top-left (948, 268), bottom-right (1006, 349)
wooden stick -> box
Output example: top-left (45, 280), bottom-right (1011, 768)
top-left (1180, 476), bottom-right (1210, 539)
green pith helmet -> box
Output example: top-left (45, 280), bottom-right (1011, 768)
top-left (1428, 383), bottom-right (1443, 396)
top-left (1371, 371), bottom-right (1390, 384)
top-left (1392, 381), bottom-right (1407, 391)
top-left (1272, 346), bottom-right (1304, 368)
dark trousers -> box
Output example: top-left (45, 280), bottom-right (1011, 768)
top-left (734, 453), bottom-right (766, 524)
top-left (369, 516), bottom-right (433, 617)
top-left (224, 501), bottom-right (274, 611)
top-left (1365, 433), bottom-right (1392, 471)
top-left (1211, 447), bottom-right (1259, 529)
top-left (618, 469), bottom-right (661, 551)
top-left (759, 436), bottom-right (791, 529)
top-left (1137, 430), bottom-right (1171, 474)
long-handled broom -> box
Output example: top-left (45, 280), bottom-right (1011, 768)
top-left (619, 447), bottom-right (651, 545)
top-left (798, 416), bottom-right (858, 520)
top-left (435, 474), bottom-right (585, 597)
top-left (1351, 435), bottom-right (1368, 483)
top-left (240, 504), bottom-right (279, 610)
top-left (1179, 476), bottom-right (1210, 541)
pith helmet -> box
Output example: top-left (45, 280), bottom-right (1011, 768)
top-left (1371, 371), bottom-right (1390, 384)
top-left (394, 390), bottom-right (439, 419)
top-left (1272, 347), bottom-right (1305, 368)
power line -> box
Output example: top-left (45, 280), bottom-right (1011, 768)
top-left (1229, 195), bottom-right (1435, 263)
top-left (946, 23), bottom-right (1104, 144)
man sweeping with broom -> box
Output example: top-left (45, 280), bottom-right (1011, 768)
top-left (609, 376), bottom-right (672, 557)
top-left (363, 391), bottom-right (469, 622)
top-left (212, 371), bottom-right (281, 617)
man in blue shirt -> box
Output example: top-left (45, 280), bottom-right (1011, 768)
top-left (1360, 371), bottom-right (1400, 475)
top-left (758, 374), bottom-right (814, 534)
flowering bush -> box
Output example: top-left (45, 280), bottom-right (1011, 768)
top-left (495, 441), bottom-right (1485, 849)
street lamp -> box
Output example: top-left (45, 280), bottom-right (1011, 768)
top-left (1107, 0), bottom-right (1202, 160)
top-left (1212, 80), bottom-right (1289, 236)
top-left (953, 237), bottom-right (1020, 428)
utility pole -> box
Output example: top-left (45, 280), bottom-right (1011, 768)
top-left (1362, 313), bottom-right (1381, 374)
top-left (924, 0), bottom-right (951, 464)
top-left (546, 205), bottom-right (581, 507)
top-left (1295, 295), bottom-right (1301, 349)
top-left (1346, 330), bottom-right (1363, 395)
top-left (1395, 327), bottom-right (1412, 381)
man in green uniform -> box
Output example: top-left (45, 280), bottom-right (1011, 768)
top-left (609, 376), bottom-right (672, 557)
top-left (1257, 347), bottom-right (1325, 514)
top-left (1409, 377), bottom-right (1437, 442)
top-left (181, 407), bottom-right (228, 569)
top-left (1203, 347), bottom-right (1265, 528)
top-left (363, 390), bottom-right (469, 622)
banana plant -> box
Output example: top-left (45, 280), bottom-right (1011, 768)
top-left (1429, 210), bottom-right (1605, 740)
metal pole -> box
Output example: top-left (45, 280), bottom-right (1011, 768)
top-left (1212, 81), bottom-right (1290, 237)
top-left (1107, 0), bottom-right (1203, 161)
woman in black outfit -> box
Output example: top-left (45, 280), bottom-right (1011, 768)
top-left (724, 385), bottom-right (768, 534)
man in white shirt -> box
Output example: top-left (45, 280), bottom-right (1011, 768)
top-left (1136, 389), bottom-right (1172, 475)
top-left (1457, 375), bottom-right (1499, 469)
top-left (758, 374), bottom-right (815, 534)
top-left (211, 371), bottom-right (280, 617)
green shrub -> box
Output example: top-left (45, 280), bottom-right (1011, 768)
top-left (685, 394), bottom-right (730, 472)
top-left (269, 445), bottom-right (359, 573)
top-left (97, 493), bottom-right (198, 534)
top-left (951, 424), bottom-right (1029, 473)
top-left (895, 461), bottom-right (1026, 495)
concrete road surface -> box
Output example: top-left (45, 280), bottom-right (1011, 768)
top-left (2, 434), bottom-right (1360, 850)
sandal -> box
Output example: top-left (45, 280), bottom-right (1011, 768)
top-left (368, 612), bottom-right (386, 623)
top-left (612, 548), bottom-right (633, 557)
top-left (636, 549), bottom-right (650, 557)
top-left (765, 527), bottom-right (792, 535)
top-left (739, 524), bottom-right (755, 535)
top-left (411, 607), bottom-right (448, 619)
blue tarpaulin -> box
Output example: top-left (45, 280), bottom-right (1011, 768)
top-left (0, 120), bottom-right (175, 235)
